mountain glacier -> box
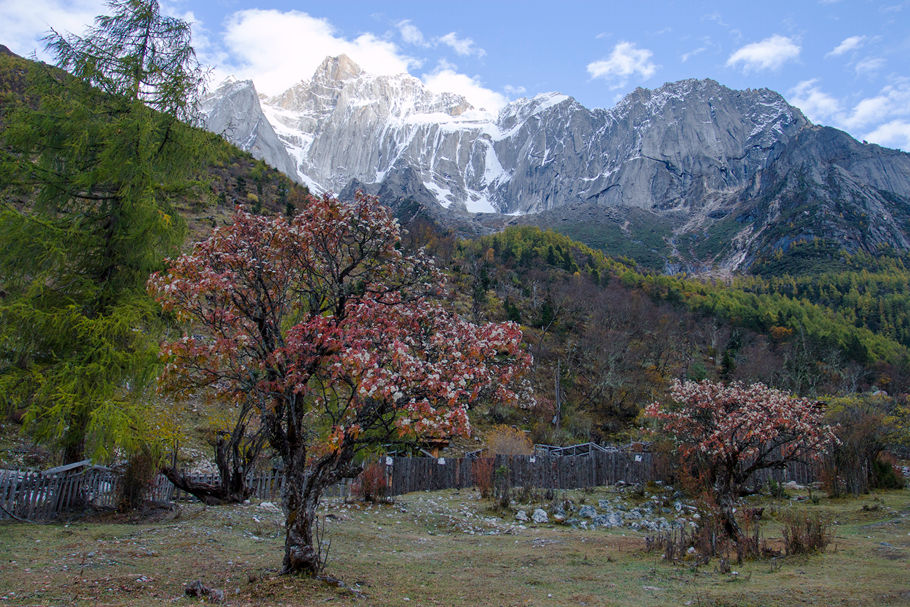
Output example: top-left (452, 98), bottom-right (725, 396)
top-left (202, 55), bottom-right (910, 272)
top-left (203, 55), bottom-right (808, 214)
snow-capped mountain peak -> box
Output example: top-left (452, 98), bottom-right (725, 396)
top-left (201, 55), bottom-right (908, 225)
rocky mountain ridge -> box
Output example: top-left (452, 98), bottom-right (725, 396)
top-left (202, 55), bottom-right (910, 274)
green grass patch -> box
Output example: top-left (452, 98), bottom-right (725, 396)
top-left (0, 488), bottom-right (908, 606)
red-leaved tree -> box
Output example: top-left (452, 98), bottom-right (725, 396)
top-left (148, 192), bottom-right (532, 574)
top-left (644, 379), bottom-right (837, 537)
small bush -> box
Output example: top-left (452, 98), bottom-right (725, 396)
top-left (353, 461), bottom-right (388, 503)
top-left (645, 504), bottom-right (775, 564)
top-left (471, 458), bottom-right (494, 498)
top-left (766, 479), bottom-right (787, 499)
top-left (822, 394), bottom-right (905, 495)
top-left (781, 510), bottom-right (833, 555)
top-left (485, 425), bottom-right (533, 455)
top-left (871, 453), bottom-right (905, 489)
top-left (117, 449), bottom-right (158, 512)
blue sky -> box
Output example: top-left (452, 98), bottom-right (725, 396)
top-left (3, 0), bottom-right (910, 150)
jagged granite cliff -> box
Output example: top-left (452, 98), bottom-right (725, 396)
top-left (201, 76), bottom-right (299, 180)
top-left (202, 55), bottom-right (910, 273)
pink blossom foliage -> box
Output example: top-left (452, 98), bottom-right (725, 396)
top-left (148, 192), bottom-right (532, 455)
top-left (644, 379), bottom-right (837, 490)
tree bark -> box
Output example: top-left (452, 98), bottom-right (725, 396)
top-left (62, 413), bottom-right (88, 464)
top-left (718, 493), bottom-right (742, 540)
top-left (161, 430), bottom-right (263, 505)
top-left (280, 453), bottom-right (360, 575)
top-left (716, 471), bottom-right (743, 540)
top-left (159, 466), bottom-right (245, 505)
top-left (282, 464), bottom-right (324, 574)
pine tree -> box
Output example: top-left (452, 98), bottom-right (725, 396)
top-left (0, 0), bottom-right (209, 462)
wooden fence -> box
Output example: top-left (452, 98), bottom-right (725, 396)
top-left (166, 470), bottom-right (352, 503)
top-left (2, 446), bottom-right (819, 521)
top-left (0, 466), bottom-right (352, 522)
top-left (386, 451), bottom-right (656, 496)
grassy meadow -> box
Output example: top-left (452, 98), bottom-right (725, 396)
top-left (1, 487), bottom-right (908, 606)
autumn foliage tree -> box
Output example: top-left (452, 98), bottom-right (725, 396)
top-left (644, 379), bottom-right (837, 538)
top-left (149, 193), bottom-right (531, 574)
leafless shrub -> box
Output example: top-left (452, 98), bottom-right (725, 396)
top-left (485, 425), bottom-right (533, 455)
top-left (781, 509), bottom-right (833, 555)
top-left (471, 458), bottom-right (494, 498)
top-left (352, 461), bottom-right (388, 503)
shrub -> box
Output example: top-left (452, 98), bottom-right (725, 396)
top-left (645, 503), bottom-right (774, 564)
top-left (353, 461), bottom-right (388, 503)
top-left (766, 479), bottom-right (787, 499)
top-left (471, 458), bottom-right (494, 498)
top-left (485, 424), bottom-right (533, 455)
top-left (871, 453), bottom-right (904, 489)
top-left (781, 510), bottom-right (833, 555)
top-left (117, 449), bottom-right (158, 512)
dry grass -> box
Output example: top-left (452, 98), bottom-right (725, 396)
top-left (0, 488), bottom-right (908, 606)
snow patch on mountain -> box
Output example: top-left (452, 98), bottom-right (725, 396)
top-left (200, 55), bottom-right (811, 216)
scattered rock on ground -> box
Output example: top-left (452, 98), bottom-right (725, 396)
top-left (185, 580), bottom-right (225, 603)
top-left (532, 508), bottom-right (549, 524)
top-left (578, 505), bottom-right (597, 519)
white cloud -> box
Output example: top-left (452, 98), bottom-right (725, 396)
top-left (863, 120), bottom-right (910, 150)
top-left (843, 79), bottom-right (910, 129)
top-left (587, 41), bottom-right (657, 88)
top-left (0, 0), bottom-right (105, 59)
top-left (827, 35), bottom-right (865, 57)
top-left (504, 84), bottom-right (527, 96)
top-left (702, 12), bottom-right (741, 41)
top-left (220, 9), bottom-right (417, 96)
top-left (396, 19), bottom-right (427, 47)
top-left (842, 82), bottom-right (910, 130)
top-left (788, 79), bottom-right (842, 124)
top-left (854, 56), bottom-right (885, 74)
top-left (397, 21), bottom-right (485, 57)
top-left (218, 11), bottom-right (500, 107)
top-left (681, 47), bottom-right (706, 63)
top-left (784, 79), bottom-right (910, 150)
top-left (726, 35), bottom-right (800, 71)
top-left (438, 32), bottom-right (486, 57)
top-left (422, 62), bottom-right (506, 112)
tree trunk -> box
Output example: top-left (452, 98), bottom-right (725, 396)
top-left (160, 465), bottom-right (246, 505)
top-left (282, 466), bottom-right (323, 575)
top-left (718, 493), bottom-right (742, 540)
top-left (280, 453), bottom-right (361, 575)
top-left (62, 413), bottom-right (88, 464)
top-left (160, 431), bottom-right (261, 505)
top-left (716, 472), bottom-right (742, 540)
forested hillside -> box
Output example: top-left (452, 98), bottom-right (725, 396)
top-left (0, 42), bottom-right (310, 465)
top-left (446, 227), bottom-right (910, 442)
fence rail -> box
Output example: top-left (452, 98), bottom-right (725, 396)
top-left (387, 451), bottom-right (656, 495)
top-left (2, 445), bottom-right (820, 522)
